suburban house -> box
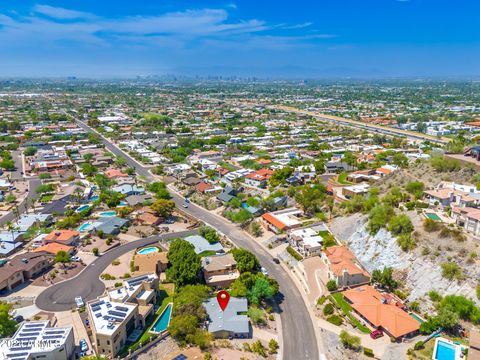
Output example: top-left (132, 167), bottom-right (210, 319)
top-left (0, 320), bottom-right (75, 360)
top-left (91, 217), bottom-right (129, 236)
top-left (0, 252), bottom-right (53, 293)
top-left (261, 207), bottom-right (303, 234)
top-left (0, 231), bottom-right (24, 256)
top-left (288, 223), bottom-right (330, 257)
top-left (321, 245), bottom-right (371, 288)
top-left (125, 194), bottom-right (153, 207)
top-left (112, 184), bottom-right (145, 196)
top-left (44, 229), bottom-right (80, 246)
top-left (202, 253), bottom-right (240, 288)
top-left (424, 181), bottom-right (480, 207)
top-left (34, 243), bottom-right (74, 255)
top-left (87, 274), bottom-right (159, 357)
top-left (104, 168), bottom-right (129, 179)
top-left (342, 285), bottom-right (420, 340)
top-left (341, 183), bottom-right (370, 200)
top-left (217, 186), bottom-right (242, 204)
top-left (451, 207), bottom-right (480, 236)
top-left (203, 296), bottom-right (250, 338)
top-left (135, 207), bottom-right (163, 227)
top-left (244, 169), bottom-right (273, 188)
top-left (184, 235), bottom-right (224, 255)
top-left (133, 252), bottom-right (168, 275)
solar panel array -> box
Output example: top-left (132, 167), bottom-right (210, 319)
top-left (115, 306), bottom-right (129, 312)
top-left (127, 275), bottom-right (149, 287)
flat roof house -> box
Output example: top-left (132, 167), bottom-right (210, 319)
top-left (88, 274), bottom-right (159, 358)
top-left (288, 223), bottom-right (330, 258)
top-left (0, 320), bottom-right (74, 360)
top-left (342, 285), bottom-right (420, 340)
top-left (261, 207), bottom-right (303, 234)
top-left (204, 296), bottom-right (250, 339)
top-left (321, 245), bottom-right (371, 288)
top-left (91, 217), bottom-right (129, 236)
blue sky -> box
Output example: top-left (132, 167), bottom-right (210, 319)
top-left (0, 1), bottom-right (479, 78)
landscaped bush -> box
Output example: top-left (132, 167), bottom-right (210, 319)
top-left (414, 341), bottom-right (425, 350)
top-left (363, 347), bottom-right (374, 357)
top-left (326, 280), bottom-right (338, 292)
top-left (317, 296), bottom-right (327, 306)
top-left (323, 303), bottom-right (334, 316)
top-left (326, 315), bottom-right (343, 326)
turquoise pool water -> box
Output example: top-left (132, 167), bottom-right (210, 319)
top-left (119, 201), bottom-right (127, 206)
top-left (426, 213), bottom-right (441, 221)
top-left (138, 247), bottom-right (159, 255)
top-left (78, 223), bottom-right (92, 232)
top-left (409, 313), bottom-right (425, 323)
top-left (435, 340), bottom-right (456, 360)
top-left (151, 303), bottom-right (172, 333)
top-left (77, 205), bottom-right (90, 213)
top-left (91, 195), bottom-right (99, 201)
top-left (99, 211), bottom-right (116, 217)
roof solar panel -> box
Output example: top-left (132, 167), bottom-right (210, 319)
top-left (95, 312), bottom-right (102, 318)
top-left (115, 306), bottom-right (128, 312)
top-left (108, 310), bottom-right (126, 318)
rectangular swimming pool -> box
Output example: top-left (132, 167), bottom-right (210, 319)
top-left (435, 340), bottom-right (456, 360)
top-left (426, 213), bottom-right (441, 221)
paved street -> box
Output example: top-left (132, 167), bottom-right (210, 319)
top-left (0, 178), bottom-right (41, 227)
top-left (35, 230), bottom-right (196, 312)
top-left (75, 119), bottom-right (320, 360)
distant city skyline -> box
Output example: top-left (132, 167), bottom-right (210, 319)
top-left (0, 1), bottom-right (479, 78)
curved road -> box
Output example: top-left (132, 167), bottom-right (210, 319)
top-left (36, 230), bottom-right (195, 312)
top-left (74, 119), bottom-right (320, 360)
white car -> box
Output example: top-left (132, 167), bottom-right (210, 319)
top-left (260, 267), bottom-right (268, 276)
top-left (182, 203), bottom-right (189, 208)
top-left (71, 256), bottom-right (81, 262)
top-left (75, 296), bottom-right (84, 308)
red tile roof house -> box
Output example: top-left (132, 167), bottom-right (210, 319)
top-left (321, 245), bottom-right (371, 288)
top-left (104, 168), bottom-right (129, 179)
top-left (44, 230), bottom-right (80, 246)
top-left (195, 182), bottom-right (214, 194)
top-left (452, 206), bottom-right (480, 237)
top-left (244, 169), bottom-right (273, 188)
top-left (342, 285), bottom-right (420, 340)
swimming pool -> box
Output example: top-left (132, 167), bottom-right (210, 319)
top-left (409, 312), bottom-right (425, 323)
top-left (90, 195), bottom-right (99, 201)
top-left (138, 247), bottom-right (159, 255)
top-left (434, 339), bottom-right (457, 360)
top-left (78, 223), bottom-right (92, 232)
top-left (426, 213), bottom-right (441, 221)
top-left (150, 303), bottom-right (173, 333)
top-left (76, 205), bottom-right (91, 213)
top-left (98, 211), bottom-right (116, 217)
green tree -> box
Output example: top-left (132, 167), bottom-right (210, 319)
top-left (371, 267), bottom-right (398, 291)
top-left (294, 184), bottom-right (327, 215)
top-left (231, 248), bottom-right (259, 273)
top-left (199, 226), bottom-right (220, 244)
top-left (247, 306), bottom-right (265, 324)
top-left (92, 247), bottom-right (99, 256)
top-left (151, 199), bottom-right (175, 218)
top-left (0, 302), bottom-right (17, 337)
top-left (54, 250), bottom-right (71, 265)
top-left (24, 147), bottom-right (37, 156)
top-left (389, 214), bottom-right (414, 235)
top-left (36, 184), bottom-right (54, 194)
top-left (168, 314), bottom-right (199, 343)
top-left (0, 158), bottom-right (14, 170)
top-left (367, 204), bottom-right (394, 235)
top-left (339, 330), bottom-right (361, 350)
top-left (247, 277), bottom-right (275, 305)
top-left (326, 280), bottom-right (338, 292)
top-left (268, 339), bottom-right (279, 354)
top-left (269, 167), bottom-right (293, 187)
top-left (80, 163), bottom-right (97, 176)
top-left (167, 239), bottom-right (201, 287)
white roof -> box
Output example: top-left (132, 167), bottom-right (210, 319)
top-left (88, 296), bottom-right (137, 336)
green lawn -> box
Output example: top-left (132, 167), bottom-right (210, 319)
top-left (40, 194), bottom-right (54, 202)
top-left (199, 250), bottom-right (217, 257)
top-left (337, 172), bottom-right (352, 185)
top-left (330, 293), bottom-right (371, 334)
top-left (118, 284), bottom-right (175, 357)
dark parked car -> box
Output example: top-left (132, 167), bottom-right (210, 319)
top-left (273, 258), bottom-right (280, 264)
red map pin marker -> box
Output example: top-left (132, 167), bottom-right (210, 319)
top-left (217, 290), bottom-right (230, 311)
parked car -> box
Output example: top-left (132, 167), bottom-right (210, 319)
top-left (13, 315), bottom-right (24, 323)
top-left (273, 258), bottom-right (280, 264)
top-left (260, 267), bottom-right (268, 276)
top-left (79, 339), bottom-right (88, 352)
top-left (75, 296), bottom-right (84, 308)
top-left (370, 329), bottom-right (384, 339)
top-left (182, 203), bottom-right (189, 208)
top-left (71, 256), bottom-right (81, 262)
